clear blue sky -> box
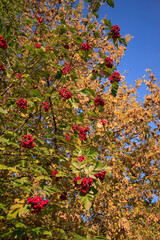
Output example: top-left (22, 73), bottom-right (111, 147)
top-left (97, 0), bottom-right (160, 101)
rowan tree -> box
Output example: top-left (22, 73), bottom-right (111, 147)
top-left (0, 0), bottom-right (159, 239)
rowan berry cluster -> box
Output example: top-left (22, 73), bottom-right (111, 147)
top-left (62, 63), bottom-right (71, 75)
top-left (74, 176), bottom-right (81, 186)
top-left (108, 72), bottom-right (121, 83)
top-left (72, 125), bottom-right (89, 141)
top-left (17, 73), bottom-right (22, 79)
top-left (79, 126), bottom-right (89, 141)
top-left (74, 177), bottom-right (93, 194)
top-left (64, 44), bottom-right (69, 49)
top-left (0, 36), bottom-right (8, 50)
top-left (43, 102), bottom-right (51, 112)
top-left (45, 46), bottom-right (51, 52)
top-left (80, 43), bottom-right (92, 51)
top-left (92, 69), bottom-right (98, 74)
top-left (16, 98), bottom-right (28, 109)
top-left (59, 88), bottom-right (72, 99)
top-left (110, 25), bottom-right (121, 39)
top-left (101, 119), bottom-right (106, 125)
top-left (94, 171), bottom-right (106, 181)
top-left (65, 134), bottom-right (71, 140)
top-left (27, 196), bottom-right (49, 214)
top-left (94, 97), bottom-right (105, 106)
top-left (21, 135), bottom-right (34, 149)
top-left (77, 156), bottom-right (86, 162)
top-left (105, 57), bottom-right (113, 68)
top-left (60, 193), bottom-right (67, 200)
top-left (72, 124), bottom-right (81, 131)
top-left (34, 43), bottom-right (41, 48)
top-left (52, 170), bottom-right (62, 181)
top-left (0, 64), bottom-right (5, 72)
top-left (35, 14), bottom-right (44, 23)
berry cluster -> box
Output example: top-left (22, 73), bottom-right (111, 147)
top-left (108, 72), bottom-right (121, 83)
top-left (72, 124), bottom-right (80, 131)
top-left (74, 176), bottom-right (81, 186)
top-left (0, 36), bottom-right (8, 50)
top-left (94, 97), bottom-right (105, 106)
top-left (79, 126), bottom-right (89, 141)
top-left (105, 57), bottom-right (113, 68)
top-left (52, 170), bottom-right (62, 181)
top-left (64, 44), bottom-right (69, 49)
top-left (72, 125), bottom-right (89, 141)
top-left (101, 119), bottom-right (106, 125)
top-left (94, 171), bottom-right (106, 181)
top-left (110, 25), bottom-right (121, 40)
top-left (16, 98), bottom-right (28, 109)
top-left (0, 64), bottom-right (5, 72)
top-left (92, 69), bottom-right (98, 74)
top-left (45, 46), bottom-right (51, 52)
top-left (35, 14), bottom-right (44, 23)
top-left (17, 73), bottom-right (22, 79)
top-left (27, 196), bottom-right (49, 214)
top-left (60, 193), bottom-right (67, 200)
top-left (59, 88), bottom-right (72, 99)
top-left (62, 63), bottom-right (71, 75)
top-left (77, 156), bottom-right (86, 162)
top-left (65, 134), bottom-right (71, 140)
top-left (43, 102), bottom-right (51, 112)
top-left (74, 177), bottom-right (93, 194)
top-left (80, 43), bottom-right (92, 51)
top-left (21, 135), bottom-right (34, 149)
top-left (35, 43), bottom-right (41, 48)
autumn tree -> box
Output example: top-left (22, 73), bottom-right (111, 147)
top-left (0, 0), bottom-right (159, 239)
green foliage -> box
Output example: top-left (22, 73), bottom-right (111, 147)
top-left (106, 0), bottom-right (114, 8)
top-left (111, 81), bottom-right (119, 97)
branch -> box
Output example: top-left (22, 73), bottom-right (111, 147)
top-left (46, 78), bottom-right (58, 151)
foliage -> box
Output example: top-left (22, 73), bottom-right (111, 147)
top-left (0, 0), bottom-right (159, 239)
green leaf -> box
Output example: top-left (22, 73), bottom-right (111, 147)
top-left (73, 35), bottom-right (83, 45)
top-left (88, 24), bottom-right (95, 31)
top-left (31, 89), bottom-right (42, 98)
top-left (0, 107), bottom-right (7, 114)
top-left (44, 185), bottom-right (60, 193)
top-left (81, 195), bottom-right (92, 210)
top-left (71, 232), bottom-right (86, 240)
top-left (103, 19), bottom-right (112, 29)
top-left (0, 164), bottom-right (18, 172)
top-left (95, 162), bottom-right (103, 170)
top-left (94, 236), bottom-right (109, 240)
top-left (111, 81), bottom-right (119, 97)
top-left (119, 37), bottom-right (127, 46)
top-left (106, 0), bottom-right (114, 8)
top-left (37, 176), bottom-right (51, 181)
top-left (7, 200), bottom-right (26, 219)
top-left (55, 70), bottom-right (62, 79)
top-left (88, 146), bottom-right (98, 158)
top-left (86, 235), bottom-right (93, 240)
top-left (81, 88), bottom-right (96, 98)
top-left (27, 100), bottom-right (34, 108)
top-left (70, 98), bottom-right (79, 109)
top-left (24, 45), bottom-right (33, 51)
top-left (103, 66), bottom-right (112, 76)
top-left (0, 203), bottom-right (7, 212)
top-left (72, 162), bottom-right (80, 169)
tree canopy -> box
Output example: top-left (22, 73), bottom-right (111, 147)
top-left (0, 0), bottom-right (159, 239)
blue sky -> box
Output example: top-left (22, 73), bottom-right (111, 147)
top-left (96, 0), bottom-right (160, 101)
